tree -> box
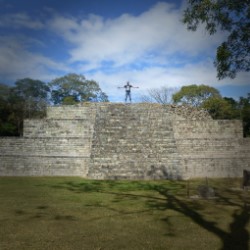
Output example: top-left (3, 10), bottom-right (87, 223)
top-left (239, 93), bottom-right (250, 137)
top-left (0, 84), bottom-right (18, 136)
top-left (140, 86), bottom-right (177, 104)
top-left (0, 79), bottom-right (50, 136)
top-left (49, 73), bottom-right (108, 105)
top-left (13, 78), bottom-right (49, 100)
top-left (202, 96), bottom-right (240, 119)
top-left (12, 78), bottom-right (50, 118)
top-left (172, 84), bottom-right (221, 107)
top-left (183, 0), bottom-right (250, 79)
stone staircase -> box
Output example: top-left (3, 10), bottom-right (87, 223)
top-left (88, 104), bottom-right (183, 179)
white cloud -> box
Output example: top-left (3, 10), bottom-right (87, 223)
top-left (0, 36), bottom-right (70, 83)
top-left (48, 2), bottom-right (224, 69)
top-left (0, 12), bottom-right (44, 29)
top-left (45, 1), bottom-right (249, 101)
top-left (0, 1), bottom-right (249, 102)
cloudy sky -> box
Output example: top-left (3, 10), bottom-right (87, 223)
top-left (0, 0), bottom-right (249, 102)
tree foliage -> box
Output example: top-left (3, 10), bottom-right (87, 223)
top-left (172, 83), bottom-right (250, 137)
top-left (239, 93), bottom-right (250, 137)
top-left (49, 73), bottom-right (108, 105)
top-left (172, 84), bottom-right (221, 107)
top-left (0, 84), bottom-right (17, 136)
top-left (0, 79), bottom-right (49, 136)
top-left (12, 78), bottom-right (50, 118)
top-left (202, 96), bottom-right (240, 119)
top-left (13, 78), bottom-right (49, 100)
top-left (183, 0), bottom-right (250, 79)
top-left (0, 74), bottom-right (109, 136)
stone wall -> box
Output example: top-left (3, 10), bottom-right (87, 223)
top-left (173, 120), bottom-right (243, 139)
top-left (173, 119), bottom-right (250, 178)
top-left (0, 103), bottom-right (249, 179)
top-left (0, 105), bottom-right (96, 176)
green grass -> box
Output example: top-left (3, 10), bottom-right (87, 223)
top-left (0, 177), bottom-right (249, 250)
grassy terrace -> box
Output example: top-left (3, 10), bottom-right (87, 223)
top-left (0, 177), bottom-right (249, 250)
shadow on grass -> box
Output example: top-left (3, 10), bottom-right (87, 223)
top-left (153, 185), bottom-right (250, 250)
top-left (53, 180), bottom-right (250, 250)
top-left (14, 204), bottom-right (77, 222)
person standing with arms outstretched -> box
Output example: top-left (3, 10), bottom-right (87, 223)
top-left (118, 81), bottom-right (139, 103)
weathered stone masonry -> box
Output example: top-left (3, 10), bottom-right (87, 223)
top-left (0, 103), bottom-right (249, 179)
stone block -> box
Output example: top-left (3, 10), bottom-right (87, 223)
top-left (0, 103), bottom-right (250, 179)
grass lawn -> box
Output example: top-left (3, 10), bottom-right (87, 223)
top-left (0, 177), bottom-right (249, 250)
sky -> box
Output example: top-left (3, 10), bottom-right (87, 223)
top-left (0, 0), bottom-right (249, 102)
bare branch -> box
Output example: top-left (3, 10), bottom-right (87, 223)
top-left (140, 86), bottom-right (178, 104)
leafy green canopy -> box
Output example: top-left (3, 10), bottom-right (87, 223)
top-left (0, 74), bottom-right (109, 136)
top-left (0, 79), bottom-right (50, 136)
top-left (183, 0), bottom-right (250, 79)
top-left (202, 96), bottom-right (239, 119)
top-left (172, 84), bottom-right (221, 107)
top-left (13, 78), bottom-right (50, 100)
top-left (49, 73), bottom-right (108, 105)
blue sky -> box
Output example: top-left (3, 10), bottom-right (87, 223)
top-left (0, 0), bottom-right (249, 102)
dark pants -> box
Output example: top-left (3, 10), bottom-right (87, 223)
top-left (125, 90), bottom-right (131, 102)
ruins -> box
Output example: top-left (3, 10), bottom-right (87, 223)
top-left (0, 103), bottom-right (249, 179)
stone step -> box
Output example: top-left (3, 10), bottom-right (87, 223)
top-left (91, 140), bottom-right (177, 146)
top-left (89, 103), bottom-right (180, 179)
top-left (88, 164), bottom-right (181, 180)
top-left (0, 138), bottom-right (91, 157)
